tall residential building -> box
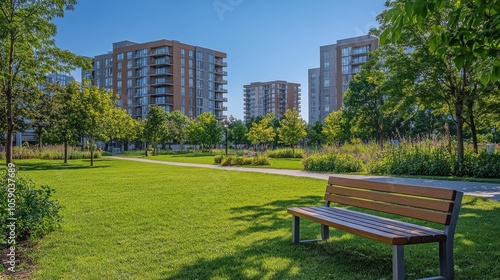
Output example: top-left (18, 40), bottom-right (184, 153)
top-left (308, 35), bottom-right (378, 124)
top-left (243, 81), bottom-right (301, 124)
top-left (84, 39), bottom-right (228, 120)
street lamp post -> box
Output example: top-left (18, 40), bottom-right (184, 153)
top-left (224, 123), bottom-right (228, 157)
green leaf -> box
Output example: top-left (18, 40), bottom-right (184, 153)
top-left (454, 55), bottom-right (466, 69)
top-left (481, 72), bottom-right (491, 86)
top-left (380, 29), bottom-right (390, 45)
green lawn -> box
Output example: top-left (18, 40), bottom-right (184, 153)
top-left (117, 153), bottom-right (305, 170)
top-left (5, 159), bottom-right (500, 279)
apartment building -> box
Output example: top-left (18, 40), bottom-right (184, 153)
top-left (243, 81), bottom-right (301, 124)
top-left (308, 35), bottom-right (378, 124)
top-left (84, 39), bottom-right (228, 120)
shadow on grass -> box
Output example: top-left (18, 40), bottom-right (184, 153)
top-left (16, 160), bottom-right (111, 171)
top-left (168, 196), bottom-right (500, 279)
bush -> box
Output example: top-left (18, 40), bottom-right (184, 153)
top-left (461, 151), bottom-right (500, 178)
top-left (1, 172), bottom-right (62, 249)
top-left (267, 148), bottom-right (304, 158)
top-left (216, 155), bottom-right (271, 166)
top-left (213, 155), bottom-right (224, 164)
top-left (303, 153), bottom-right (363, 173)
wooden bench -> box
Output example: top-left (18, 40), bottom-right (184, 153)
top-left (287, 175), bottom-right (463, 280)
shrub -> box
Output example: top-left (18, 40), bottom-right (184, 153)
top-left (252, 155), bottom-right (271, 165)
top-left (214, 155), bottom-right (224, 164)
top-left (267, 148), bottom-right (304, 158)
top-left (303, 153), bottom-right (363, 173)
top-left (461, 151), bottom-right (500, 178)
top-left (216, 155), bottom-right (270, 166)
top-left (1, 172), bottom-right (62, 249)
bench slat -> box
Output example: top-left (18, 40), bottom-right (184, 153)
top-left (288, 207), bottom-right (409, 245)
top-left (328, 176), bottom-right (456, 201)
top-left (308, 207), bottom-right (446, 244)
top-left (324, 194), bottom-right (451, 225)
top-left (325, 185), bottom-right (454, 213)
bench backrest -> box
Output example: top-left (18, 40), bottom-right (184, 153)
top-left (325, 176), bottom-right (463, 226)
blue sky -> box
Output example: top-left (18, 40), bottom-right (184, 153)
top-left (54, 0), bottom-right (386, 121)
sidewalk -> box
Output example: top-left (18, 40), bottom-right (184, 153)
top-left (109, 156), bottom-right (500, 201)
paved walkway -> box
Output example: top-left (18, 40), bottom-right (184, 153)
top-left (109, 156), bottom-right (500, 201)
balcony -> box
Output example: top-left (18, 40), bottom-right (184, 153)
top-left (151, 58), bottom-right (172, 66)
top-left (150, 78), bottom-right (173, 86)
top-left (215, 70), bottom-right (227, 75)
top-left (215, 88), bottom-right (228, 93)
top-left (215, 59), bottom-right (227, 67)
top-left (150, 70), bottom-right (173, 76)
top-left (150, 48), bottom-right (172, 57)
top-left (215, 79), bottom-right (228, 85)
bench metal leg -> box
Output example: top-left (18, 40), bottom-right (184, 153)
top-left (392, 245), bottom-right (405, 280)
top-left (292, 215), bottom-right (300, 243)
top-left (439, 241), bottom-right (454, 280)
top-left (321, 225), bottom-right (329, 240)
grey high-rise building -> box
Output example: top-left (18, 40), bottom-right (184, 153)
top-left (243, 81), bottom-right (301, 124)
top-left (308, 35), bottom-right (378, 124)
top-left (84, 39), bottom-right (228, 121)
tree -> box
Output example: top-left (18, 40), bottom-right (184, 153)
top-left (245, 113), bottom-right (276, 151)
top-left (186, 118), bottom-right (203, 152)
top-left (106, 106), bottom-right (138, 151)
top-left (381, 0), bottom-right (500, 85)
top-left (0, 0), bottom-right (88, 165)
top-left (144, 106), bottom-right (167, 156)
top-left (76, 82), bottom-right (114, 166)
top-left (197, 112), bottom-right (222, 152)
top-left (165, 110), bottom-right (189, 150)
top-left (306, 121), bottom-right (325, 147)
top-left (277, 108), bottom-right (307, 153)
top-left (50, 82), bottom-right (80, 163)
top-left (377, 0), bottom-right (497, 172)
top-left (342, 57), bottom-right (400, 146)
top-left (322, 110), bottom-right (347, 146)
top-left (227, 117), bottom-right (248, 148)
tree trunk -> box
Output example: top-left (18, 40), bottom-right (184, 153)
top-left (90, 136), bottom-right (94, 167)
top-left (64, 140), bottom-right (68, 164)
top-left (38, 132), bottom-right (43, 149)
top-left (455, 101), bottom-right (465, 175)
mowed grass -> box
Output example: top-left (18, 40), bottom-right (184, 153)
top-left (117, 153), bottom-right (305, 170)
top-left (7, 159), bottom-right (500, 279)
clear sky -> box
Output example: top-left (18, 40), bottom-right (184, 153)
top-left (53, 0), bottom-right (387, 122)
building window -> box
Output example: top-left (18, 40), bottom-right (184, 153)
top-left (127, 79), bottom-right (132, 87)
top-left (181, 68), bottom-right (185, 76)
top-left (117, 72), bottom-right (122, 79)
top-left (117, 53), bottom-right (124, 61)
top-left (323, 51), bottom-right (330, 60)
top-left (117, 62), bottom-right (122, 70)
top-left (189, 50), bottom-right (194, 58)
top-left (127, 70), bottom-right (132, 78)
top-left (324, 79), bottom-right (330, 87)
top-left (342, 47), bottom-right (350, 56)
top-left (181, 49), bottom-right (185, 56)
top-left (181, 87), bottom-right (185, 96)
top-left (189, 60), bottom-right (193, 68)
top-left (324, 61), bottom-right (330, 69)
top-left (117, 80), bottom-right (122, 89)
top-left (95, 61), bottom-right (100, 69)
top-left (197, 51), bottom-right (203, 60)
top-left (342, 65), bottom-right (349, 74)
top-left (181, 58), bottom-right (185, 66)
top-left (126, 51), bottom-right (132, 59)
top-left (342, 57), bottom-right (350, 65)
top-left (127, 61), bottom-right (132, 69)
top-left (181, 77), bottom-right (185, 85)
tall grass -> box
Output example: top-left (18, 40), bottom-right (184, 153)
top-left (0, 145), bottom-right (101, 160)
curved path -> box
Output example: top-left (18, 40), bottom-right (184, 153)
top-left (109, 156), bottom-right (500, 201)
